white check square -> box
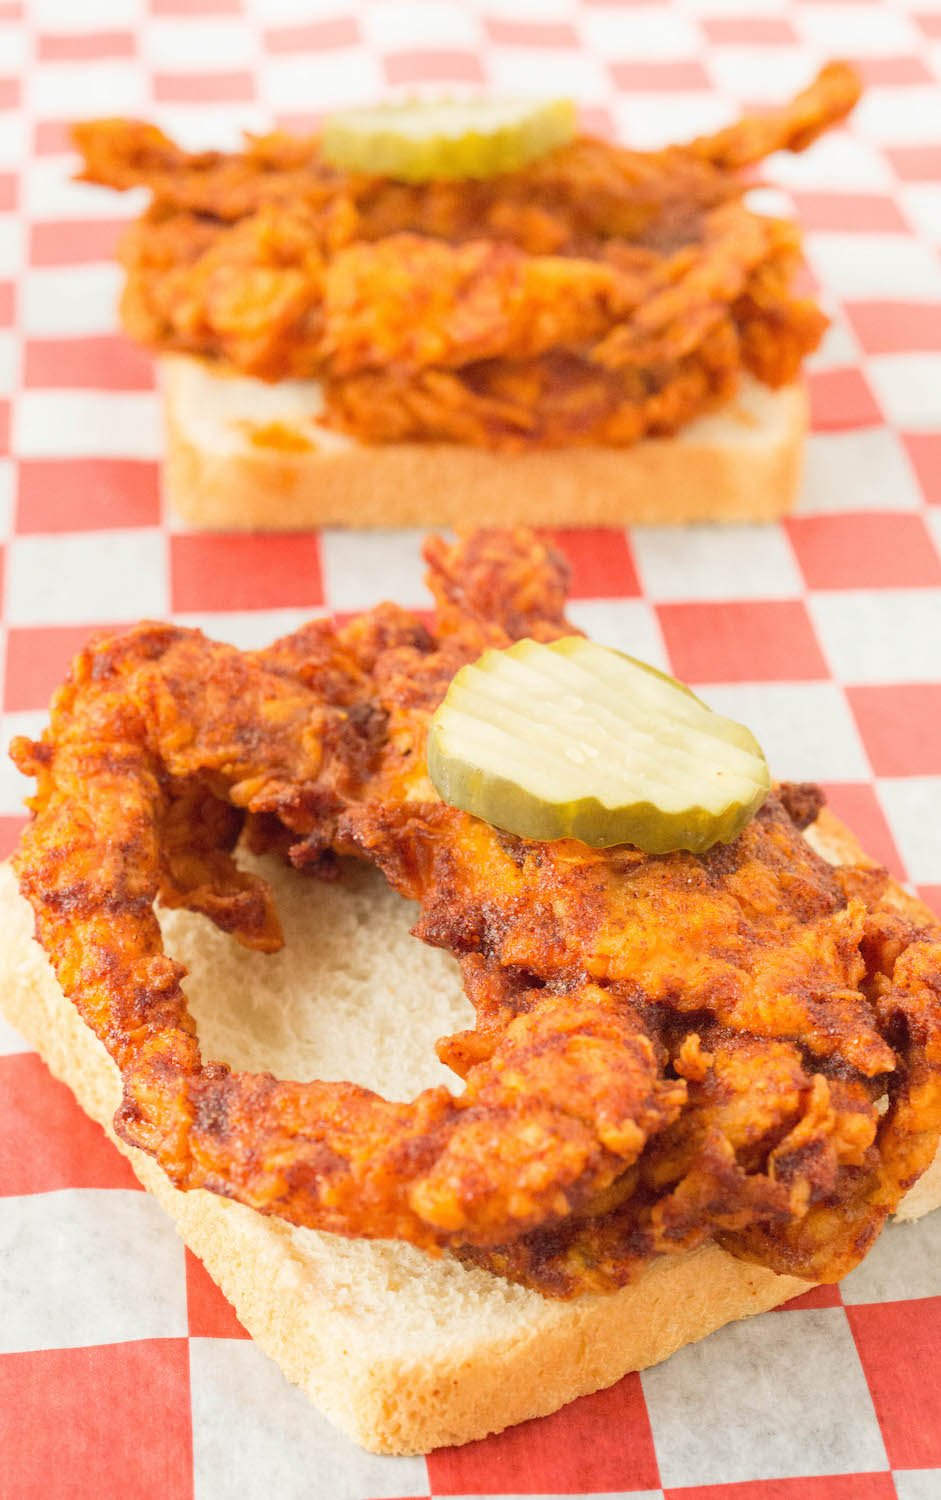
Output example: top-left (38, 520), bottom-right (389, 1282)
top-left (866, 355), bottom-right (941, 428)
top-left (631, 523), bottom-right (801, 601)
top-left (7, 529), bottom-right (168, 625)
top-left (0, 712), bottom-right (48, 816)
top-left (578, 7), bottom-right (701, 58)
top-left (320, 530), bottom-right (430, 613)
top-left (0, 1014), bottom-right (31, 1056)
top-left (805, 232), bottom-right (941, 300)
top-left (486, 49), bottom-right (607, 102)
top-left (24, 157), bottom-right (148, 222)
top-left (877, 777), bottom-right (941, 883)
top-left (259, 50), bottom-right (383, 113)
top-left (610, 94), bottom-right (735, 152)
top-left (764, 133), bottom-right (893, 191)
top-left (13, 391), bottom-right (162, 458)
top-left (155, 106), bottom-right (268, 152)
top-left (0, 1189), bottom-right (187, 1353)
top-left (189, 1339), bottom-right (429, 1500)
top-left (642, 1307), bottom-right (886, 1486)
top-left (798, 430), bottom-right (923, 514)
top-left (173, 610), bottom-right (316, 650)
top-left (362, 3), bottom-right (480, 48)
top-left (33, 0), bottom-right (144, 24)
top-left (565, 598), bottom-right (670, 673)
top-left (795, 5), bottom-right (920, 55)
top-left (21, 265), bottom-right (121, 338)
top-left (855, 87), bottom-right (941, 147)
top-left (27, 60), bottom-right (147, 120)
top-left (143, 19), bottom-right (258, 70)
top-left (807, 589), bottom-right (941, 683)
top-left (696, 682), bottom-right (870, 781)
top-left (894, 1473), bottom-right (941, 1500)
top-left (841, 1213), bottom-right (941, 1305)
top-left (706, 48), bottom-right (814, 101)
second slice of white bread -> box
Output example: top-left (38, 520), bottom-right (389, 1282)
top-left (161, 355), bottom-right (808, 531)
top-left (0, 808), bottom-right (938, 1454)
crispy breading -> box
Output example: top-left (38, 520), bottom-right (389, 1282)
top-left (12, 531), bottom-right (941, 1296)
top-left (72, 63), bottom-right (858, 447)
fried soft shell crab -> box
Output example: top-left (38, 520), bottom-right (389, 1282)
top-left (11, 531), bottom-right (941, 1298)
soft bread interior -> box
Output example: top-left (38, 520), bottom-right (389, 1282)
top-left (161, 356), bottom-right (808, 530)
top-left (0, 816), bottom-right (938, 1453)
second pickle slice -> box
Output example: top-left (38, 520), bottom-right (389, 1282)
top-left (321, 98), bottom-right (576, 181)
top-left (427, 636), bottom-right (771, 854)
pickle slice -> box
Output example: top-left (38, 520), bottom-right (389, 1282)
top-left (321, 98), bottom-right (576, 182)
top-left (427, 637), bottom-right (770, 853)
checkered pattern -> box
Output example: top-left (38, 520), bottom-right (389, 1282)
top-left (1, 0), bottom-right (940, 1495)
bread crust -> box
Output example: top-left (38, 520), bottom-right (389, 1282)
top-left (0, 811), bottom-right (937, 1455)
top-left (161, 356), bottom-right (808, 531)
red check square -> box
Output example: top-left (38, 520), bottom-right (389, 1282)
top-left (185, 1249), bottom-right (250, 1340)
top-left (385, 51), bottom-right (485, 85)
top-left (903, 433), bottom-right (941, 505)
top-left (29, 219), bottom-right (129, 265)
top-left (791, 193), bottom-right (908, 234)
top-left (611, 60), bottom-right (710, 90)
top-left (37, 30), bottom-right (135, 60)
top-left (266, 18), bottom-right (359, 51)
top-left (0, 171), bottom-right (16, 212)
top-left (17, 458), bottom-right (160, 532)
top-left (33, 119), bottom-right (71, 154)
top-left (808, 368), bottom-right (882, 431)
top-left (484, 18), bottom-right (578, 46)
top-left (544, 528), bottom-right (640, 598)
top-left (848, 1297), bottom-right (941, 1468)
top-left (24, 336), bottom-right (154, 391)
top-left (5, 624), bottom-right (126, 713)
top-left (664, 1474), bottom-right (896, 1500)
top-left (775, 1283), bottom-right (843, 1311)
top-left (702, 16), bottom-right (797, 42)
top-left (0, 79), bottom-right (22, 109)
top-left (0, 1053), bottom-right (140, 1195)
top-left (154, 71), bottom-right (255, 103)
top-left (427, 1370), bottom-right (659, 1495)
top-left (916, 13), bottom-right (941, 37)
top-left (846, 685), bottom-right (941, 777)
top-left (855, 55), bottom-right (934, 85)
top-left (170, 533), bottom-right (323, 613)
top-left (886, 145), bottom-right (941, 181)
top-left (657, 600), bottom-right (827, 684)
top-left (0, 1342), bottom-right (193, 1500)
top-left (785, 513), bottom-right (941, 590)
top-left (151, 0), bottom-right (239, 11)
top-left (845, 302), bottom-right (941, 356)
top-left (819, 782), bottom-right (905, 879)
top-left (0, 816), bottom-right (26, 859)
top-left (918, 884), bottom-right (941, 918)
top-left (579, 105), bottom-right (614, 140)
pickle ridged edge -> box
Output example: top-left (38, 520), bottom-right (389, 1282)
top-left (427, 636), bottom-right (771, 853)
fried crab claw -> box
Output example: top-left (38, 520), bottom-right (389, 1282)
top-left (12, 530), bottom-right (941, 1297)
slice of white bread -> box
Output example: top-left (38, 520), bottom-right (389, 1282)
top-left (161, 355), bottom-right (807, 531)
top-left (0, 808), bottom-right (937, 1455)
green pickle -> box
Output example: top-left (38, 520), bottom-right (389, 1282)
top-left (321, 98), bottom-right (576, 182)
top-left (427, 637), bottom-right (771, 854)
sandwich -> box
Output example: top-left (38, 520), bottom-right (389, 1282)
top-left (73, 63), bottom-right (860, 531)
top-left (4, 527), bottom-right (940, 1454)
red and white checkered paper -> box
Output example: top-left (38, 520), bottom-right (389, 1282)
top-left (1, 1), bottom-right (940, 1496)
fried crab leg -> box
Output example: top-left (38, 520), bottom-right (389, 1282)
top-left (12, 531), bottom-right (941, 1294)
